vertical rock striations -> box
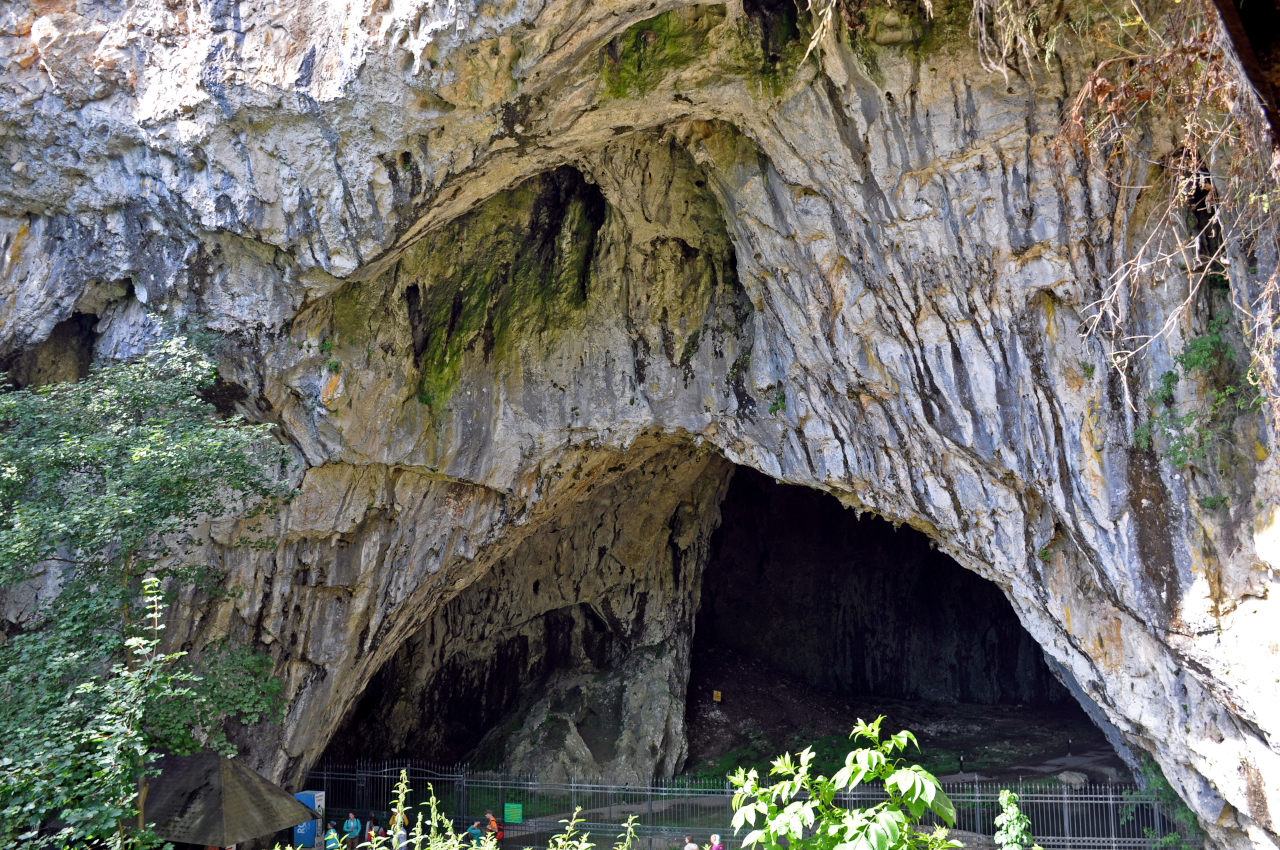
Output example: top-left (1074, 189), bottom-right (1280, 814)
top-left (0, 1), bottom-right (1277, 847)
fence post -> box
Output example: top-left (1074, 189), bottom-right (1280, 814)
top-left (1108, 784), bottom-right (1117, 850)
top-left (972, 780), bottom-right (979, 834)
top-left (1062, 785), bottom-right (1072, 848)
top-left (647, 784), bottom-right (654, 850)
top-left (462, 765), bottom-right (471, 825)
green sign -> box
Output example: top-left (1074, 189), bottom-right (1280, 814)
top-left (503, 803), bottom-right (524, 825)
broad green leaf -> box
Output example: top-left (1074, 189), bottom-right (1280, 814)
top-left (928, 789), bottom-right (957, 826)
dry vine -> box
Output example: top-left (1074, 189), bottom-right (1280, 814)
top-left (1056, 0), bottom-right (1280, 432)
top-left (969, 0), bottom-right (1065, 79)
top-left (797, 0), bottom-right (1280, 431)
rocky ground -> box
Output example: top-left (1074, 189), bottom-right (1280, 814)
top-left (684, 646), bottom-right (1128, 784)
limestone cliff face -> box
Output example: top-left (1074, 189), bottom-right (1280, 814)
top-left (1, 0), bottom-right (1279, 847)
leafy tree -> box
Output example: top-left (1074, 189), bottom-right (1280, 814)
top-left (729, 716), bottom-right (959, 850)
top-left (0, 336), bottom-right (290, 848)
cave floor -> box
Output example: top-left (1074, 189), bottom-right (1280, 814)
top-left (684, 646), bottom-right (1129, 784)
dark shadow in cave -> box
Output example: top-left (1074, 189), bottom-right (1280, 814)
top-left (686, 467), bottom-right (1126, 780)
top-left (0, 312), bottom-right (97, 389)
top-left (319, 456), bottom-right (1127, 783)
top-left (695, 467), bottom-right (1065, 703)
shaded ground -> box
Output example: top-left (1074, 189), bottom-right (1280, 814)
top-left (684, 646), bottom-right (1129, 783)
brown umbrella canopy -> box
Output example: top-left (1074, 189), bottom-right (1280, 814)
top-left (145, 752), bottom-right (317, 846)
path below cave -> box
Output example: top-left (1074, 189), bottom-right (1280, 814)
top-left (683, 647), bottom-right (1129, 784)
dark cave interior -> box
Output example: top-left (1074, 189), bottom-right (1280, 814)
top-left (322, 462), bottom-right (1118, 779)
top-left (695, 467), bottom-right (1069, 706)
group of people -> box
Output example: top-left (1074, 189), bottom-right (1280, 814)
top-left (322, 808), bottom-right (503, 849)
top-left (323, 811), bottom-right (409, 849)
top-left (463, 810), bottom-right (506, 844)
top-left (684, 834), bottom-right (725, 850)
top-left (319, 811), bottom-right (723, 850)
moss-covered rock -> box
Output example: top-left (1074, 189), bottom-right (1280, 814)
top-left (600, 7), bottom-right (727, 99)
top-left (400, 168), bottom-right (606, 411)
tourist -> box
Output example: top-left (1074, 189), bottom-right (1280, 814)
top-left (467, 820), bottom-right (485, 844)
top-left (392, 811), bottom-right (409, 850)
top-left (367, 816), bottom-right (386, 842)
top-left (324, 821), bottom-right (342, 850)
top-left (484, 809), bottom-right (504, 841)
top-left (343, 812), bottom-right (362, 850)
top-left (709, 834), bottom-right (724, 850)
top-left (684, 835), bottom-right (699, 850)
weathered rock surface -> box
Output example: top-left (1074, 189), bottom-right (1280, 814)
top-left (1, 0), bottom-right (1278, 847)
top-left (327, 441), bottom-right (732, 782)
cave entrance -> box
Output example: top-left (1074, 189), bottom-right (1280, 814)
top-left (685, 467), bottom-right (1126, 782)
top-left (320, 453), bottom-right (1126, 785)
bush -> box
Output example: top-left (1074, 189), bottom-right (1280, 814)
top-left (993, 790), bottom-right (1041, 850)
top-left (728, 716), bottom-right (959, 850)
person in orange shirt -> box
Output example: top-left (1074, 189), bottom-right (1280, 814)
top-left (484, 810), bottom-right (504, 842)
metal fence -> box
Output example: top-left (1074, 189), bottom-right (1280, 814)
top-left (302, 762), bottom-right (1196, 850)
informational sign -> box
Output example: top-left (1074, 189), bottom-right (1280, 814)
top-left (293, 790), bottom-right (325, 848)
top-left (503, 803), bottom-right (524, 825)
top-left (712, 690), bottom-right (722, 702)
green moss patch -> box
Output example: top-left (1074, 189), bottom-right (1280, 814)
top-left (404, 167), bottom-right (607, 411)
top-left (601, 7), bottom-right (726, 98)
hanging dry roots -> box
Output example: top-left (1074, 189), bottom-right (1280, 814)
top-left (969, 0), bottom-right (1063, 79)
top-left (1058, 0), bottom-right (1280, 430)
top-left (801, 0), bottom-right (935, 66)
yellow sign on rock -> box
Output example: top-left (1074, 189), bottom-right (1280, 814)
top-left (712, 690), bottom-right (722, 702)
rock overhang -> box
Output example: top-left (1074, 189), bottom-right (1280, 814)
top-left (0, 0), bottom-right (1278, 846)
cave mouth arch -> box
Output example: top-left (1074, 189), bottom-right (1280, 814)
top-left (320, 453), bottom-right (1125, 783)
top-left (684, 467), bottom-right (1123, 780)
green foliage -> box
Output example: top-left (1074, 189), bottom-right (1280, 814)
top-left (993, 790), bottom-right (1041, 850)
top-left (0, 336), bottom-right (290, 847)
top-left (1080, 361), bottom-right (1096, 379)
top-left (728, 717), bottom-right (959, 850)
top-left (1197, 494), bottom-right (1228, 510)
top-left (1174, 318), bottom-right (1231, 374)
top-left (1152, 370), bottom-right (1179, 407)
top-left (690, 731), bottom-right (871, 783)
top-left (1121, 757), bottom-right (1203, 850)
top-left (405, 171), bottom-right (603, 413)
top-left (1135, 318), bottom-right (1259, 467)
top-left (769, 389), bottom-right (787, 415)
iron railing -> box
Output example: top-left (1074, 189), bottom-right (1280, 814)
top-left (301, 762), bottom-right (1197, 850)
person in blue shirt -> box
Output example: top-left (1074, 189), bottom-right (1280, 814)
top-left (343, 813), bottom-right (362, 850)
top-left (466, 820), bottom-right (485, 845)
top-left (324, 822), bottom-right (342, 850)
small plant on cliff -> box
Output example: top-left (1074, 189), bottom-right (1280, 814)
top-left (0, 336), bottom-right (291, 848)
top-left (1133, 316), bottom-right (1259, 467)
top-left (1121, 757), bottom-right (1204, 850)
top-left (729, 716), bottom-right (959, 850)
